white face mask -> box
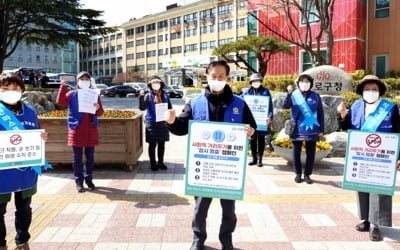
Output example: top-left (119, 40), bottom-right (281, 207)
top-left (299, 81), bottom-right (311, 92)
top-left (0, 90), bottom-right (22, 105)
top-left (251, 81), bottom-right (261, 89)
top-left (208, 79), bottom-right (226, 92)
top-left (151, 83), bottom-right (161, 91)
top-left (363, 90), bottom-right (380, 104)
top-left (78, 80), bottom-right (91, 89)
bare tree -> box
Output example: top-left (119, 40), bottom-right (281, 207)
top-left (248, 0), bottom-right (335, 66)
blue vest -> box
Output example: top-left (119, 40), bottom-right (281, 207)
top-left (191, 94), bottom-right (244, 123)
top-left (291, 91), bottom-right (321, 135)
top-left (145, 92), bottom-right (169, 122)
top-left (0, 104), bottom-right (39, 194)
top-left (67, 91), bottom-right (99, 129)
top-left (350, 99), bottom-right (394, 132)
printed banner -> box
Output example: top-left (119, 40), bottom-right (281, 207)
top-left (243, 95), bottom-right (269, 131)
top-left (0, 129), bottom-right (45, 170)
top-left (185, 120), bottom-right (249, 200)
top-left (343, 130), bottom-right (399, 196)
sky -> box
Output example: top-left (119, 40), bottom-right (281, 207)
top-left (81, 0), bottom-right (198, 26)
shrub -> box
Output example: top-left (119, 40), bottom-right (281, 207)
top-left (340, 91), bottom-right (359, 108)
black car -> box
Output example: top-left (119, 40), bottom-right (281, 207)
top-left (164, 85), bottom-right (183, 98)
top-left (123, 82), bottom-right (149, 96)
top-left (100, 85), bottom-right (136, 97)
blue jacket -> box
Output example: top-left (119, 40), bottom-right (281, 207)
top-left (67, 91), bottom-right (99, 129)
top-left (339, 99), bottom-right (400, 133)
top-left (0, 103), bottom-right (39, 202)
top-left (191, 94), bottom-right (244, 123)
top-left (283, 91), bottom-right (324, 141)
top-left (143, 92), bottom-right (170, 123)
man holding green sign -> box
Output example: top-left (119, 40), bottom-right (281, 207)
top-left (165, 60), bottom-right (256, 250)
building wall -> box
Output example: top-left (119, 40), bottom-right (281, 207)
top-left (251, 0), bottom-right (366, 75)
top-left (367, 0), bottom-right (400, 76)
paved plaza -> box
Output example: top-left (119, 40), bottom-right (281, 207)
top-left (4, 132), bottom-right (400, 250)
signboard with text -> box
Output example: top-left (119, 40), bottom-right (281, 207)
top-left (185, 121), bottom-right (249, 200)
top-left (243, 95), bottom-right (270, 131)
top-left (0, 129), bottom-right (45, 170)
top-left (343, 130), bottom-right (399, 196)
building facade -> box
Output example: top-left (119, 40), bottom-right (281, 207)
top-left (79, 0), bottom-right (249, 85)
top-left (367, 0), bottom-right (399, 77)
top-left (250, 0), bottom-right (399, 78)
top-left (4, 41), bottom-right (77, 74)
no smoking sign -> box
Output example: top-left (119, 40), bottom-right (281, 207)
top-left (9, 134), bottom-right (22, 145)
top-left (365, 134), bottom-right (381, 148)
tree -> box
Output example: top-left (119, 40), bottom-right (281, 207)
top-left (249, 0), bottom-right (335, 66)
top-left (0, 0), bottom-right (116, 70)
top-left (212, 35), bottom-right (291, 77)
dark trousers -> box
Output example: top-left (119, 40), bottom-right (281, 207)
top-left (0, 192), bottom-right (32, 247)
top-left (192, 197), bottom-right (236, 246)
top-left (292, 141), bottom-right (316, 176)
top-left (73, 146), bottom-right (95, 185)
top-left (250, 134), bottom-right (265, 158)
top-left (148, 141), bottom-right (165, 165)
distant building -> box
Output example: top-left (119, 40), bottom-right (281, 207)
top-left (79, 0), bottom-right (249, 85)
top-left (3, 41), bottom-right (77, 74)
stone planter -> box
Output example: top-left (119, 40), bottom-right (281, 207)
top-left (272, 142), bottom-right (332, 165)
top-left (39, 113), bottom-right (143, 170)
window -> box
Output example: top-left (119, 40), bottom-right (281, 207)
top-left (238, 0), bottom-right (247, 9)
top-left (170, 17), bottom-right (181, 25)
top-left (126, 54), bottom-right (134, 60)
top-left (375, 0), bottom-right (390, 18)
top-left (158, 20), bottom-right (168, 29)
top-left (218, 4), bottom-right (232, 15)
top-left (146, 37), bottom-right (156, 44)
top-left (237, 18), bottom-right (246, 27)
top-left (171, 32), bottom-right (181, 40)
top-left (136, 26), bottom-right (145, 34)
top-left (35, 55), bottom-right (40, 62)
top-left (301, 0), bottom-right (320, 24)
top-left (136, 52), bottom-right (145, 59)
top-left (117, 33), bottom-right (122, 39)
top-left (126, 28), bottom-right (134, 36)
top-left (170, 46), bottom-right (182, 54)
top-left (184, 44), bottom-right (197, 52)
top-left (146, 50), bottom-right (156, 57)
top-left (147, 64), bottom-right (156, 70)
top-left (302, 50), bottom-right (326, 71)
top-left (158, 35), bottom-right (163, 42)
top-left (136, 39), bottom-right (145, 46)
top-left (146, 23), bottom-right (156, 31)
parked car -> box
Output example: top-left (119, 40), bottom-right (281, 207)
top-left (100, 85), bottom-right (136, 97)
top-left (123, 82), bottom-right (149, 96)
top-left (164, 85), bottom-right (183, 98)
top-left (171, 85), bottom-right (184, 97)
top-left (95, 83), bottom-right (109, 90)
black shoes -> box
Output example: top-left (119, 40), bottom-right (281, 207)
top-left (355, 220), bottom-right (370, 232)
top-left (294, 174), bottom-right (302, 183)
top-left (76, 184), bottom-right (85, 193)
top-left (369, 226), bottom-right (383, 241)
top-left (151, 163), bottom-right (158, 171)
top-left (189, 242), bottom-right (204, 250)
top-left (248, 158), bottom-right (257, 166)
top-left (158, 163), bottom-right (168, 170)
top-left (257, 158), bottom-right (263, 167)
top-left (304, 175), bottom-right (313, 184)
top-left (86, 181), bottom-right (96, 190)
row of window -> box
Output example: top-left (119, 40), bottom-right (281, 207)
top-left (92, 33), bottom-right (122, 44)
top-left (8, 54), bottom-right (57, 63)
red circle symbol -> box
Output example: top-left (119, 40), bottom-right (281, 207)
top-left (365, 134), bottom-right (381, 148)
top-left (10, 134), bottom-right (22, 145)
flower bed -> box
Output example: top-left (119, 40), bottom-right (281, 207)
top-left (273, 138), bottom-right (331, 164)
top-left (39, 110), bottom-right (143, 170)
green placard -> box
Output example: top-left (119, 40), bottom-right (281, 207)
top-left (343, 130), bottom-right (399, 196)
top-left (185, 120), bottom-right (249, 200)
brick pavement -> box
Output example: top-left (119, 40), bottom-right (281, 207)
top-left (3, 133), bottom-right (400, 250)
